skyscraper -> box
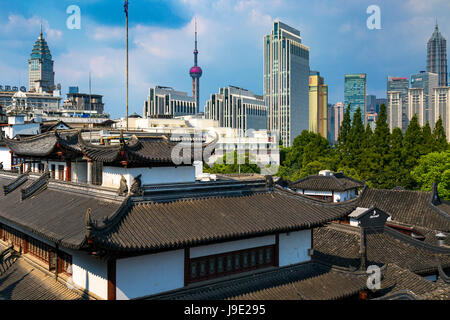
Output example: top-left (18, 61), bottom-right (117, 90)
top-left (411, 71), bottom-right (438, 122)
top-left (28, 25), bottom-right (55, 93)
top-left (366, 94), bottom-right (377, 113)
top-left (264, 21), bottom-right (310, 147)
top-left (344, 74), bottom-right (366, 124)
top-left (407, 88), bottom-right (426, 127)
top-left (309, 71), bottom-right (328, 138)
top-left (387, 76), bottom-right (409, 130)
top-left (189, 20), bottom-right (202, 114)
top-left (387, 91), bottom-right (404, 132)
top-left (427, 23), bottom-right (448, 86)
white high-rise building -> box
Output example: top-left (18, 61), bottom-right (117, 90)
top-left (264, 21), bottom-right (310, 147)
top-left (432, 86), bottom-right (450, 141)
top-left (407, 88), bottom-right (426, 127)
top-left (387, 91), bottom-right (405, 131)
top-left (28, 25), bottom-right (55, 93)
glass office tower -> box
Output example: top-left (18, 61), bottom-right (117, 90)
top-left (344, 74), bottom-right (366, 124)
top-left (264, 21), bottom-right (310, 147)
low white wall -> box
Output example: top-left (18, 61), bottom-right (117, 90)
top-left (190, 235), bottom-right (276, 259)
top-left (0, 147), bottom-right (11, 170)
top-left (116, 249), bottom-right (185, 300)
top-left (303, 190), bottom-right (333, 196)
top-left (70, 250), bottom-right (108, 300)
top-left (71, 162), bottom-right (87, 183)
top-left (278, 230), bottom-right (311, 267)
top-left (102, 166), bottom-right (196, 189)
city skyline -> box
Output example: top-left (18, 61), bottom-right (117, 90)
top-left (0, 0), bottom-right (449, 119)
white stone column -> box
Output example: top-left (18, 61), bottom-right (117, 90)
top-left (87, 161), bottom-right (93, 185)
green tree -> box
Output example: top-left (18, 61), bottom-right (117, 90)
top-left (421, 122), bottom-right (434, 155)
top-left (433, 116), bottom-right (449, 152)
top-left (386, 127), bottom-right (407, 188)
top-left (204, 151), bottom-right (261, 174)
top-left (369, 104), bottom-right (391, 188)
top-left (411, 150), bottom-right (450, 200)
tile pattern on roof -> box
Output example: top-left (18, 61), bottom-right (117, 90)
top-left (290, 173), bottom-right (365, 192)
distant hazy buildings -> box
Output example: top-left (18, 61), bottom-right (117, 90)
top-left (344, 74), bottom-right (366, 124)
top-left (375, 98), bottom-right (387, 114)
top-left (366, 94), bottom-right (377, 113)
top-left (204, 86), bottom-right (267, 131)
top-left (63, 93), bottom-right (105, 114)
top-left (28, 26), bottom-right (55, 93)
top-left (327, 104), bottom-right (334, 143)
top-left (432, 86), bottom-right (450, 141)
top-left (264, 21), bottom-right (310, 147)
top-left (427, 23), bottom-right (448, 87)
top-left (143, 86), bottom-right (196, 118)
top-left (332, 102), bottom-right (344, 144)
top-left (309, 71), bottom-right (328, 138)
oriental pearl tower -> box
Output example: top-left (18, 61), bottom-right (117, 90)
top-left (189, 19), bottom-right (202, 114)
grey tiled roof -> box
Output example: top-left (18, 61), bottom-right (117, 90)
top-left (313, 223), bottom-right (450, 274)
top-left (290, 173), bottom-right (365, 192)
top-left (89, 186), bottom-right (358, 252)
top-left (357, 187), bottom-right (450, 232)
top-left (0, 257), bottom-right (89, 300)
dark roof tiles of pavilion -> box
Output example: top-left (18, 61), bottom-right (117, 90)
top-left (290, 173), bottom-right (365, 192)
top-left (0, 173), bottom-right (359, 252)
top-left (89, 186), bottom-right (358, 252)
top-left (313, 223), bottom-right (450, 274)
top-left (356, 187), bottom-right (450, 232)
top-left (3, 130), bottom-right (216, 165)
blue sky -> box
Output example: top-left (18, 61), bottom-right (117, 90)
top-left (0, 0), bottom-right (449, 118)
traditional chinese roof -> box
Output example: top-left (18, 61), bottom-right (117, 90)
top-left (2, 130), bottom-right (82, 158)
top-left (356, 185), bottom-right (450, 232)
top-left (290, 173), bottom-right (365, 192)
top-left (3, 130), bottom-right (217, 166)
top-left (313, 223), bottom-right (450, 274)
top-left (87, 185), bottom-right (357, 253)
top-left (0, 174), bottom-right (122, 249)
top-left (0, 174), bottom-right (357, 252)
top-left (0, 255), bottom-right (89, 300)
top-left (40, 120), bottom-right (72, 133)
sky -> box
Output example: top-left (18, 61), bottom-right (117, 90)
top-left (0, 0), bottom-right (449, 119)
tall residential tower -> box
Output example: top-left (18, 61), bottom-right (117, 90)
top-left (264, 21), bottom-right (310, 147)
top-left (427, 23), bottom-right (448, 87)
top-left (189, 20), bottom-right (202, 114)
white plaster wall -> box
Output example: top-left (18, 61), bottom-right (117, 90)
top-left (70, 251), bottom-right (108, 300)
top-left (190, 235), bottom-right (276, 259)
top-left (71, 162), bottom-right (87, 183)
top-left (102, 166), bottom-right (196, 189)
top-left (4, 123), bottom-right (40, 138)
top-left (0, 147), bottom-right (11, 170)
top-left (279, 230), bottom-right (311, 267)
top-left (303, 190), bottom-right (333, 196)
top-left (116, 249), bottom-right (185, 300)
